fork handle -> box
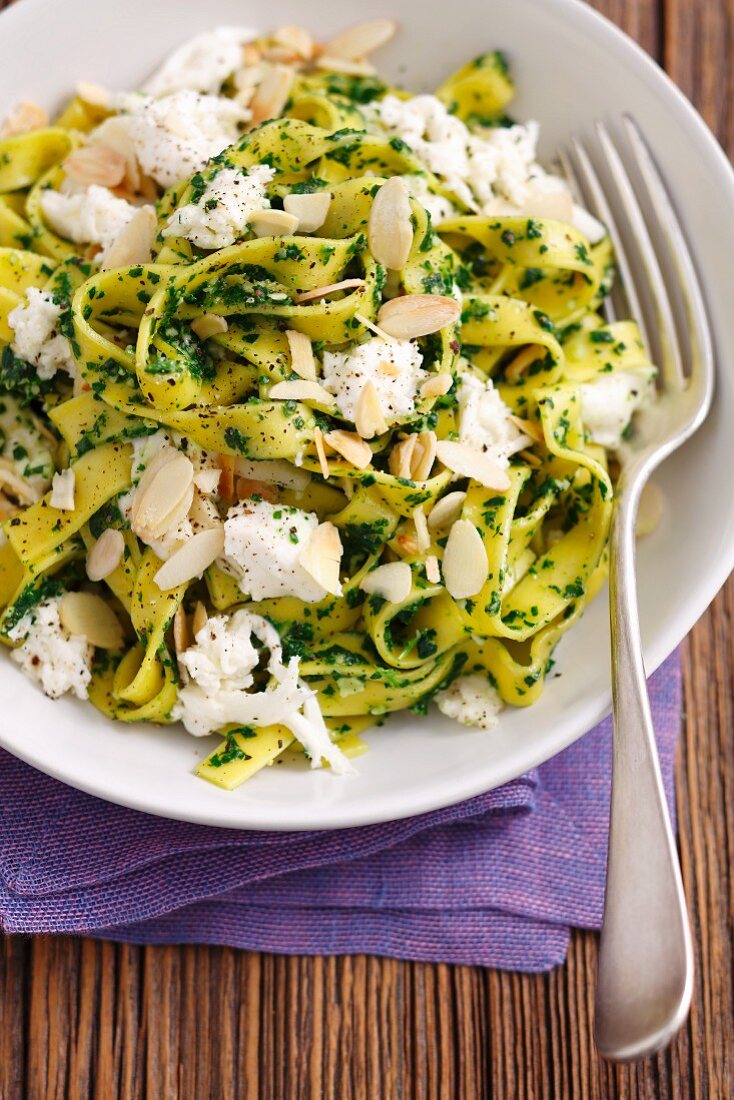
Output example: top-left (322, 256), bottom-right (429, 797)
top-left (594, 478), bottom-right (693, 1061)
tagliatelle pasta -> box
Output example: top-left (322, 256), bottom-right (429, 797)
top-left (0, 21), bottom-right (657, 789)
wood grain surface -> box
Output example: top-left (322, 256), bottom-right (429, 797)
top-left (1, 0), bottom-right (733, 1096)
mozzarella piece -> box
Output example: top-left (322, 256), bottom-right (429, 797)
top-left (436, 674), bottom-right (503, 729)
top-left (402, 174), bottom-right (458, 223)
top-left (125, 90), bottom-right (249, 187)
top-left (321, 338), bottom-right (427, 424)
top-left (8, 596), bottom-right (93, 700)
top-left (40, 180), bottom-right (145, 262)
top-left (7, 287), bottom-right (75, 381)
top-left (580, 368), bottom-right (657, 449)
top-left (457, 373), bottom-right (530, 467)
top-left (222, 498), bottom-right (326, 602)
top-left (144, 27), bottom-right (256, 96)
top-left (163, 165), bottom-right (274, 249)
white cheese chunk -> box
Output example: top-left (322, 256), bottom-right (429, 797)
top-left (163, 165), bottom-right (274, 249)
top-left (321, 337), bottom-right (427, 424)
top-left (7, 287), bottom-right (75, 381)
top-left (50, 468), bottom-right (75, 510)
top-left (402, 174), bottom-right (458, 223)
top-left (125, 90), bottom-right (249, 188)
top-left (8, 596), bottom-right (93, 700)
top-left (144, 27), bottom-right (256, 96)
top-left (436, 674), bottom-right (503, 729)
top-left (457, 373), bottom-right (530, 467)
top-left (40, 181), bottom-right (145, 262)
top-left (580, 368), bottom-right (657, 449)
top-left (222, 498), bottom-right (326, 602)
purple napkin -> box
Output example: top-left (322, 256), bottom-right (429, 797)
top-left (0, 655), bottom-right (680, 972)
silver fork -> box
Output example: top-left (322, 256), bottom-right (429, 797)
top-left (562, 116), bottom-right (714, 1061)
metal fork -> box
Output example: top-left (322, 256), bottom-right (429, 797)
top-left (562, 116), bottom-right (714, 1061)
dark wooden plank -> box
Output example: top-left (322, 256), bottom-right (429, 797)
top-left (1, 0), bottom-right (733, 1096)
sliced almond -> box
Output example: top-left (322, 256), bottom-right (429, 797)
top-left (636, 479), bottom-right (664, 538)
top-left (298, 521), bottom-right (343, 597)
top-left (413, 506), bottom-right (430, 552)
top-left (189, 490), bottom-right (223, 531)
top-left (217, 454), bottom-right (235, 499)
top-left (90, 116), bottom-right (141, 192)
top-left (313, 427), bottom-right (330, 480)
top-left (76, 81), bottom-right (111, 109)
top-left (131, 452), bottom-right (195, 540)
top-left (397, 532), bottom-right (418, 555)
top-left (250, 208), bottom-right (300, 237)
top-left (0, 459), bottom-right (40, 505)
top-left (368, 177), bottom-right (414, 271)
top-left (64, 145), bottom-right (126, 188)
top-left (235, 477), bottom-right (277, 503)
top-left (354, 311), bottom-right (398, 343)
top-left (273, 25), bottom-right (315, 60)
top-left (286, 329), bottom-right (316, 381)
top-left (354, 380), bottom-right (387, 439)
top-left (100, 206), bottom-right (157, 270)
top-left (295, 279), bottom-right (365, 304)
top-left (509, 414), bottom-right (544, 444)
top-left (59, 591), bottom-right (124, 650)
top-left (420, 374), bottom-right (452, 399)
top-left (442, 519), bottom-right (488, 599)
top-left (0, 101), bottom-right (48, 138)
top-left (192, 600), bottom-right (209, 637)
top-left (427, 491), bottom-right (467, 530)
top-left (377, 294), bottom-right (461, 340)
top-left (249, 64), bottom-right (295, 126)
top-left (315, 55), bottom-right (376, 76)
top-left (191, 314), bottom-right (228, 341)
top-left (242, 43), bottom-right (262, 67)
top-left (283, 191), bottom-right (331, 233)
top-left (269, 379), bottom-right (335, 405)
top-left (425, 555), bottom-right (441, 584)
top-left (435, 440), bottom-right (511, 491)
top-left (86, 528), bottom-right (125, 582)
top-left (389, 435), bottom-right (418, 479)
top-left (172, 603), bottom-right (191, 656)
top-left (325, 18), bottom-right (397, 60)
top-left (154, 528), bottom-right (225, 591)
top-left (50, 469), bottom-right (76, 511)
top-left (324, 430), bottom-right (372, 469)
top-left (413, 430), bottom-right (437, 482)
top-left (360, 560), bottom-right (412, 604)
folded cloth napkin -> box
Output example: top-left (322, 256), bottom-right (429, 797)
top-left (0, 655), bottom-right (680, 972)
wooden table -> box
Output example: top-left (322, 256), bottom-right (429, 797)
top-left (1, 1), bottom-right (733, 1096)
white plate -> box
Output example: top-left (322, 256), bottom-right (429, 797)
top-left (1, 0), bottom-right (732, 830)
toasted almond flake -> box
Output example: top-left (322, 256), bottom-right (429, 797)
top-left (283, 190), bottom-right (331, 232)
top-left (315, 55), bottom-right (376, 76)
top-left (413, 430), bottom-right (437, 482)
top-left (377, 294), bottom-right (461, 340)
top-left (172, 604), bottom-right (191, 656)
top-left (242, 43), bottom-right (262, 66)
top-left (509, 414), bottom-right (544, 444)
top-left (131, 452), bottom-right (195, 540)
top-left (76, 81), bottom-right (111, 108)
top-left (368, 177), bottom-right (414, 271)
top-left (298, 521), bottom-right (343, 596)
top-left (313, 427), bottom-right (330, 479)
top-left (295, 278), bottom-right (365, 304)
top-left (340, 476), bottom-right (354, 500)
top-left (192, 600), bottom-right (208, 636)
top-left (324, 430), bottom-right (372, 469)
top-left (89, 116), bottom-right (141, 192)
top-left (325, 18), bottom-right (397, 60)
top-left (636, 479), bottom-right (664, 538)
top-left (504, 346), bottom-right (545, 384)
top-left (425, 555), bottom-right (441, 584)
top-left (286, 329), bottom-right (316, 381)
top-left (249, 208), bottom-right (300, 238)
top-left (0, 459), bottom-right (40, 505)
top-left (354, 380), bottom-right (388, 440)
top-left (443, 519), bottom-right (488, 599)
top-left (87, 528), bottom-right (125, 582)
top-left (427, 491), bottom-right (467, 530)
top-left (420, 374), bottom-right (453, 399)
top-left (249, 64), bottom-right (295, 125)
top-left (273, 25), bottom-right (315, 60)
top-left (191, 314), bottom-right (228, 341)
top-left (189, 490), bottom-right (221, 531)
top-left (59, 591), bottom-right (124, 650)
top-left (0, 101), bottom-right (48, 137)
top-left (235, 476), bottom-right (277, 503)
top-left (64, 144), bottom-right (126, 188)
top-left (233, 458), bottom-right (309, 489)
top-left (397, 533), bottom-right (418, 555)
top-left (100, 205), bottom-right (156, 270)
top-left (413, 506), bottom-right (430, 552)
top-left (354, 312), bottom-right (398, 343)
top-left (154, 528), bottom-right (225, 591)
top-left (359, 560), bottom-right (412, 604)
top-left (389, 435), bottom-right (417, 479)
top-left (217, 454), bottom-right (235, 499)
top-left (519, 448), bottom-right (542, 468)
top-left (435, 440), bottom-right (511, 491)
top-left (269, 379), bottom-right (335, 405)
top-left (378, 358), bottom-right (401, 377)
top-left (50, 468), bottom-right (76, 511)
